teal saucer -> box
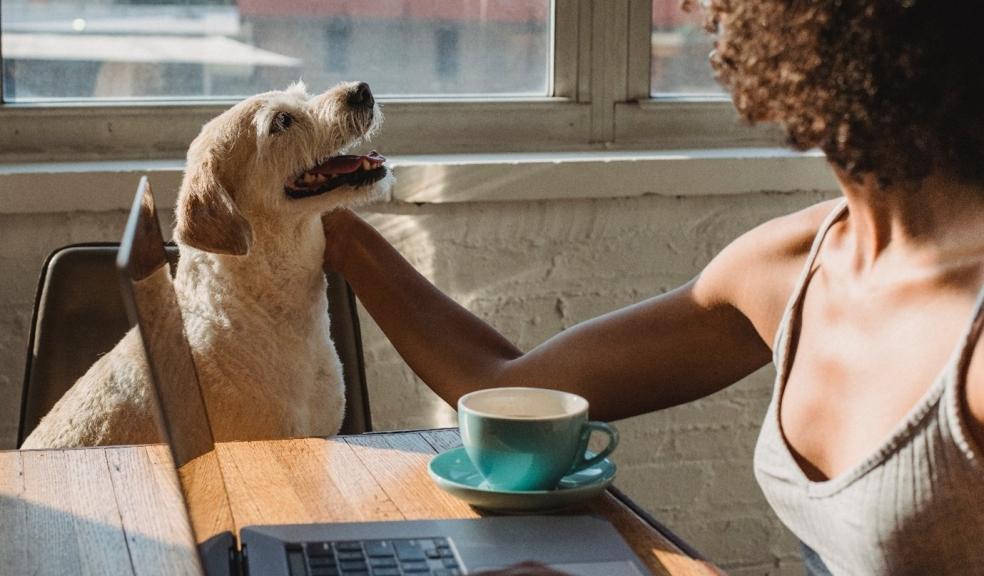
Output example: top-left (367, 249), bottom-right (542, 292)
top-left (428, 446), bottom-right (616, 514)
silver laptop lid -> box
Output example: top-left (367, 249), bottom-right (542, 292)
top-left (117, 177), bottom-right (236, 561)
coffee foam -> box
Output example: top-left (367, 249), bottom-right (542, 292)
top-left (460, 388), bottom-right (587, 420)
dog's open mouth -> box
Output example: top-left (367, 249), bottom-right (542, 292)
top-left (284, 150), bottom-right (387, 199)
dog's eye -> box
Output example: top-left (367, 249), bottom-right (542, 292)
top-left (270, 111), bottom-right (295, 134)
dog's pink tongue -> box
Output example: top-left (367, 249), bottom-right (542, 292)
top-left (311, 151), bottom-right (386, 175)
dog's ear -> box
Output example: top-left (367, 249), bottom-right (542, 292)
top-left (175, 159), bottom-right (253, 256)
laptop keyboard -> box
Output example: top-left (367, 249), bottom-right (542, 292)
top-left (285, 538), bottom-right (463, 576)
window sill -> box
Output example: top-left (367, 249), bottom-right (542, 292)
top-left (0, 148), bottom-right (838, 214)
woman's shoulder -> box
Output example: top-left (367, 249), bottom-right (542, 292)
top-left (746, 198), bottom-right (844, 263)
top-left (693, 198), bottom-right (843, 346)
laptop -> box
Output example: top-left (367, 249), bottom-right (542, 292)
top-left (116, 177), bottom-right (650, 576)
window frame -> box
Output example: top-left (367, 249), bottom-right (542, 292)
top-left (0, 0), bottom-right (783, 163)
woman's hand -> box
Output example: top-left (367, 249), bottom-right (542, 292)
top-left (321, 208), bottom-right (359, 274)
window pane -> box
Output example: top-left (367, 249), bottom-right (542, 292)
top-left (650, 0), bottom-right (722, 95)
top-left (1, 0), bottom-right (550, 102)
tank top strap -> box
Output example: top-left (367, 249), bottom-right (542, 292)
top-left (952, 278), bottom-right (984, 383)
top-left (940, 258), bottom-right (984, 470)
top-left (772, 199), bottom-right (850, 354)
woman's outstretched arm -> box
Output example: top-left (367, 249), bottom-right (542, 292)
top-left (323, 202), bottom-right (831, 421)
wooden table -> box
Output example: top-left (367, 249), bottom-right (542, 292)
top-left (0, 430), bottom-right (722, 576)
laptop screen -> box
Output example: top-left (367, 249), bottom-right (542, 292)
top-left (117, 177), bottom-right (236, 557)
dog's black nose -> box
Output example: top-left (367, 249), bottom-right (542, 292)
top-left (347, 82), bottom-right (374, 109)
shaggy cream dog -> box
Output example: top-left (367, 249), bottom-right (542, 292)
top-left (22, 81), bottom-right (392, 449)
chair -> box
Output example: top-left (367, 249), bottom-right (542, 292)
top-left (16, 242), bottom-right (371, 447)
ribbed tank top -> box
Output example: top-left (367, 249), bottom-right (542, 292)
top-left (753, 200), bottom-right (984, 575)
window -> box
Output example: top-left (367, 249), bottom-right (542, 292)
top-left (0, 0), bottom-right (549, 100)
top-left (0, 1), bottom-right (781, 161)
top-left (650, 0), bottom-right (722, 95)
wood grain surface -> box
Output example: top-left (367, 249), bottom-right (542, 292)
top-left (1, 432), bottom-right (722, 576)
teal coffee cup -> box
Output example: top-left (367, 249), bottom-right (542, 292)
top-left (457, 387), bottom-right (619, 491)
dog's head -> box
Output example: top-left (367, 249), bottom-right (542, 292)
top-left (175, 81), bottom-right (391, 256)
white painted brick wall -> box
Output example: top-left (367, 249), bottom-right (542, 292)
top-left (0, 190), bottom-right (836, 573)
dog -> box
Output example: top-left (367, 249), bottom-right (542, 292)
top-left (21, 81), bottom-right (392, 449)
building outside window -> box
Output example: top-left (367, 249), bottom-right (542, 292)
top-left (434, 25), bottom-right (459, 82)
top-left (324, 16), bottom-right (352, 74)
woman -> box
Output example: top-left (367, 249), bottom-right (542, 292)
top-left (323, 1), bottom-right (984, 573)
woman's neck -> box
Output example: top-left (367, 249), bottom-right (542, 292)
top-left (835, 168), bottom-right (984, 278)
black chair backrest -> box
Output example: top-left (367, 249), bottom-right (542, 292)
top-left (17, 243), bottom-right (370, 446)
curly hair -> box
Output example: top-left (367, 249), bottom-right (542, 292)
top-left (686, 0), bottom-right (984, 189)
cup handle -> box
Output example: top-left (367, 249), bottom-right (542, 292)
top-left (570, 421), bottom-right (619, 473)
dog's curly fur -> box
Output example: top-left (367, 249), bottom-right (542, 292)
top-left (22, 81), bottom-right (392, 449)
